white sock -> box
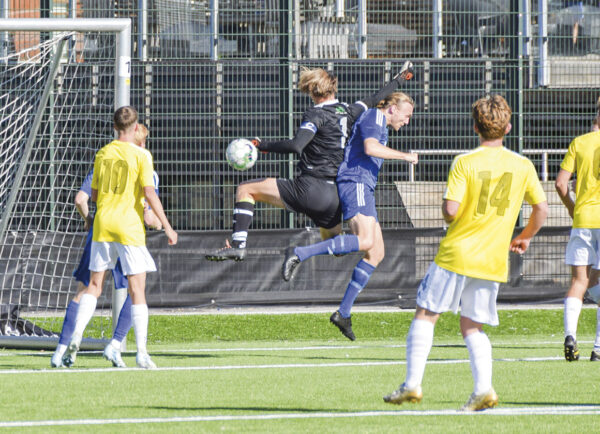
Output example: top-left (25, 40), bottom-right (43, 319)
top-left (564, 297), bottom-right (583, 339)
top-left (404, 319), bottom-right (434, 390)
top-left (54, 343), bottom-right (67, 356)
top-left (132, 304), bottom-right (149, 354)
top-left (464, 332), bottom-right (493, 395)
top-left (594, 308), bottom-right (600, 352)
top-left (109, 339), bottom-right (121, 350)
top-left (72, 293), bottom-right (97, 336)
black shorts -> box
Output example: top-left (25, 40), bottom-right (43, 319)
top-left (276, 175), bottom-right (342, 229)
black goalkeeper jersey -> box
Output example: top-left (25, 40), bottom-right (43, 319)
top-left (297, 100), bottom-right (366, 179)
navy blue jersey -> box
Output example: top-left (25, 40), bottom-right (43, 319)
top-left (336, 108), bottom-right (388, 189)
top-left (298, 100), bottom-right (366, 179)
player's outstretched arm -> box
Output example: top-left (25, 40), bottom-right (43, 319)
top-left (254, 128), bottom-right (315, 155)
top-left (360, 60), bottom-right (414, 108)
top-left (143, 186), bottom-right (177, 245)
top-left (363, 138), bottom-right (418, 164)
top-left (509, 201), bottom-right (548, 254)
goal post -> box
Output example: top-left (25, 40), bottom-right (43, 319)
top-left (0, 19), bottom-right (131, 349)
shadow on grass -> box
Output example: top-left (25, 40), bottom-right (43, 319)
top-left (502, 401), bottom-right (600, 407)
top-left (142, 405), bottom-right (344, 413)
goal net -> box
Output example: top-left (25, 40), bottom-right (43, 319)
top-left (0, 19), bottom-right (131, 349)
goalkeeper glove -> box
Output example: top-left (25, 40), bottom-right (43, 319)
top-left (393, 60), bottom-right (414, 82)
top-left (251, 137), bottom-right (267, 153)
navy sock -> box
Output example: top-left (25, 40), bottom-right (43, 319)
top-left (112, 295), bottom-right (133, 343)
top-left (58, 300), bottom-right (79, 345)
top-left (232, 201), bottom-right (254, 248)
top-left (295, 234), bottom-right (360, 262)
top-left (339, 259), bottom-right (376, 318)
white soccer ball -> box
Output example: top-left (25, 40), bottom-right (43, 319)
top-left (226, 138), bottom-right (258, 171)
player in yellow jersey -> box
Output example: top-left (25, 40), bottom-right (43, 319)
top-left (555, 105), bottom-right (600, 363)
top-left (383, 95), bottom-right (548, 411)
top-left (62, 106), bottom-right (177, 369)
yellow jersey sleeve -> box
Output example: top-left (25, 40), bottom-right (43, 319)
top-left (560, 139), bottom-right (576, 174)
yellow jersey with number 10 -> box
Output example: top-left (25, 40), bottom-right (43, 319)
top-left (435, 146), bottom-right (546, 282)
top-left (560, 130), bottom-right (600, 228)
top-left (91, 140), bottom-right (155, 246)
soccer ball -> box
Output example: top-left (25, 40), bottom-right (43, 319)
top-left (226, 138), bottom-right (258, 171)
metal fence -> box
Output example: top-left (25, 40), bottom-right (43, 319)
top-left (3, 2), bottom-right (599, 268)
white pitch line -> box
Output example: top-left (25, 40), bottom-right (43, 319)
top-left (1, 406), bottom-right (600, 427)
top-left (1, 340), bottom-right (593, 357)
top-left (0, 356), bottom-right (563, 375)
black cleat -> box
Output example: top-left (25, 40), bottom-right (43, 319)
top-left (564, 335), bottom-right (580, 362)
top-left (205, 245), bottom-right (246, 262)
top-left (282, 248), bottom-right (301, 281)
top-left (330, 310), bottom-right (356, 341)
top-left (591, 350), bottom-right (600, 362)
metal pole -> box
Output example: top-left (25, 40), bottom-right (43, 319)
top-left (538, 0), bottom-right (549, 86)
top-left (433, 0), bottom-right (443, 58)
top-left (68, 0), bottom-right (76, 61)
top-left (138, 0), bottom-right (148, 61)
top-left (1, 0), bottom-right (8, 63)
top-left (115, 20), bottom-right (132, 111)
top-left (335, 0), bottom-right (344, 19)
top-left (357, 0), bottom-right (366, 59)
top-left (210, 0), bottom-right (219, 61)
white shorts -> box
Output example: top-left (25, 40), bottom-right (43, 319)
top-left (90, 241), bottom-right (157, 276)
top-left (416, 262), bottom-right (500, 326)
top-left (565, 228), bottom-right (600, 268)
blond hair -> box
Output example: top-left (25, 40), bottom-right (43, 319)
top-left (376, 92), bottom-right (415, 110)
top-left (113, 106), bottom-right (138, 133)
top-left (471, 95), bottom-right (511, 140)
top-left (134, 123), bottom-right (148, 146)
top-left (297, 67), bottom-right (337, 99)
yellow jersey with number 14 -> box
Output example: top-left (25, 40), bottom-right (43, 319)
top-left (560, 130), bottom-right (600, 229)
top-left (91, 140), bottom-right (155, 246)
top-left (434, 146), bottom-right (546, 282)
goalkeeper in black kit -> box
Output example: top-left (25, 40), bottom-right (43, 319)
top-left (206, 61), bottom-right (414, 262)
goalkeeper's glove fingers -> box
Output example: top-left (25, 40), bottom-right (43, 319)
top-left (251, 137), bottom-right (267, 153)
top-left (393, 60), bottom-right (414, 82)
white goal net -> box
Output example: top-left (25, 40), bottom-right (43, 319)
top-left (0, 19), bottom-right (131, 348)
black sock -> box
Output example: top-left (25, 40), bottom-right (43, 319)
top-left (231, 201), bottom-right (254, 248)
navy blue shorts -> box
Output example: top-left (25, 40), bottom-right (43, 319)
top-left (73, 228), bottom-right (128, 288)
top-left (338, 181), bottom-right (378, 222)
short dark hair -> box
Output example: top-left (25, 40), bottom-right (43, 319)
top-left (113, 106), bottom-right (138, 133)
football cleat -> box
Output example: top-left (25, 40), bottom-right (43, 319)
top-left (394, 60), bottom-right (414, 82)
top-left (62, 332), bottom-right (82, 368)
top-left (460, 388), bottom-right (498, 412)
top-left (103, 344), bottom-right (127, 368)
top-left (136, 352), bottom-right (157, 369)
top-left (205, 245), bottom-right (247, 262)
top-left (330, 310), bottom-right (356, 341)
top-left (282, 248), bottom-right (301, 281)
top-left (383, 383), bottom-right (423, 405)
top-left (564, 335), bottom-right (580, 362)
top-left (591, 350), bottom-right (600, 362)
top-left (50, 348), bottom-right (65, 368)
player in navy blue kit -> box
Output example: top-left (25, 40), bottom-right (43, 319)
top-left (51, 124), bottom-right (161, 368)
top-left (206, 61), bottom-right (414, 262)
top-left (282, 92), bottom-right (417, 340)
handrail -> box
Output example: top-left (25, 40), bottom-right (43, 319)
top-left (407, 148), bottom-right (566, 182)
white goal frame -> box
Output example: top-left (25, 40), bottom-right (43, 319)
top-left (0, 18), bottom-right (131, 349)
